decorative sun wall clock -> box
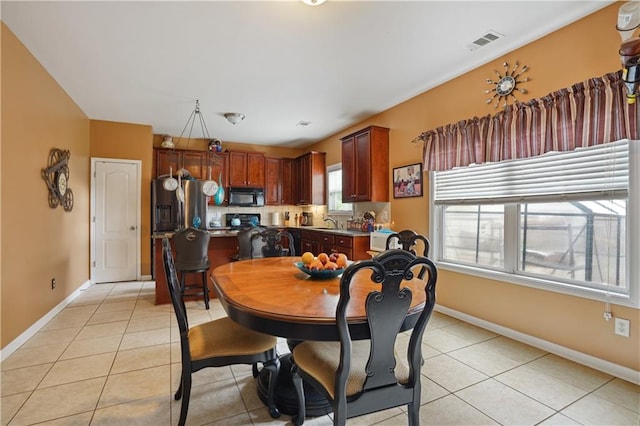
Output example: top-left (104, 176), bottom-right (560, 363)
top-left (42, 148), bottom-right (74, 212)
top-left (485, 61), bottom-right (530, 108)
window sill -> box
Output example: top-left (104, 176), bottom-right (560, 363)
top-left (437, 261), bottom-right (638, 309)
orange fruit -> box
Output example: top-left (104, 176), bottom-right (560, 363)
top-left (301, 251), bottom-right (315, 265)
top-left (308, 259), bottom-right (324, 271)
top-left (335, 253), bottom-right (348, 268)
top-left (317, 253), bottom-right (330, 264)
top-left (323, 261), bottom-right (338, 270)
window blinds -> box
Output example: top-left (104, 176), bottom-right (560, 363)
top-left (433, 140), bottom-right (630, 205)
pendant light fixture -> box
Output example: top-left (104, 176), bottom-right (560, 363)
top-left (177, 100), bottom-right (214, 148)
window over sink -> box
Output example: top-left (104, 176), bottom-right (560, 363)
top-left (327, 164), bottom-right (353, 215)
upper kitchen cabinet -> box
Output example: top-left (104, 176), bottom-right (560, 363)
top-left (208, 151), bottom-right (229, 205)
top-left (295, 151), bottom-right (326, 205)
top-left (155, 149), bottom-right (180, 177)
top-left (265, 156), bottom-right (281, 205)
top-left (154, 148), bottom-right (222, 180)
top-left (228, 150), bottom-right (265, 188)
top-left (341, 126), bottom-right (389, 202)
top-left (182, 151), bottom-right (207, 179)
top-left (281, 158), bottom-right (294, 205)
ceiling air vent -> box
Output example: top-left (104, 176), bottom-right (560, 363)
top-left (467, 30), bottom-right (503, 51)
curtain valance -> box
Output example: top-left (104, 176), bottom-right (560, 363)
top-left (417, 71), bottom-right (638, 171)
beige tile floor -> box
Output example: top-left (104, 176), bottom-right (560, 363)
top-left (2, 281), bottom-right (639, 426)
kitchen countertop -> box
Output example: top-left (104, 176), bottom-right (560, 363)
top-left (152, 226), bottom-right (370, 239)
top-left (299, 226), bottom-right (370, 237)
top-left (152, 228), bottom-right (239, 239)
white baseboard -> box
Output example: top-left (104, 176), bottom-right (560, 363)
top-left (0, 280), bottom-right (93, 362)
top-left (435, 305), bottom-right (640, 385)
top-left (141, 274), bottom-right (152, 281)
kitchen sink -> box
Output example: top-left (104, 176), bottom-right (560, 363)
top-left (307, 227), bottom-right (369, 235)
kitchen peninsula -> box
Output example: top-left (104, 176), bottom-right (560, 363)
top-left (152, 227), bottom-right (371, 305)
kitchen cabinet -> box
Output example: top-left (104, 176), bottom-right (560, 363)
top-left (229, 150), bottom-right (265, 188)
top-left (341, 126), bottom-right (389, 202)
top-left (294, 151), bottom-right (326, 205)
top-left (265, 157), bottom-right (281, 205)
top-left (208, 151), bottom-right (228, 205)
top-left (209, 152), bottom-right (229, 206)
top-left (281, 158), bottom-right (294, 205)
top-left (299, 229), bottom-right (370, 260)
top-left (154, 148), bottom-right (222, 181)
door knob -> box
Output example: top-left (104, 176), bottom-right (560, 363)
top-left (129, 226), bottom-right (136, 230)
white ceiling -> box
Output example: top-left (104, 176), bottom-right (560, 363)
top-left (2, 1), bottom-right (612, 148)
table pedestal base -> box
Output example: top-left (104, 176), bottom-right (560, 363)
top-left (256, 353), bottom-right (332, 417)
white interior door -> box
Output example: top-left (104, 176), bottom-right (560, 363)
top-left (93, 159), bottom-right (140, 283)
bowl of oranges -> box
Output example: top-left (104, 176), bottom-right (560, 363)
top-left (295, 251), bottom-right (350, 279)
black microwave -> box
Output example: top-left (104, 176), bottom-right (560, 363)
top-left (228, 187), bottom-right (265, 207)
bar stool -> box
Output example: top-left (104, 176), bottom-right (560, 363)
top-left (172, 227), bottom-right (211, 309)
top-left (233, 226), bottom-right (266, 261)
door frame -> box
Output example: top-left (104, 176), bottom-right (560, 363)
top-left (90, 157), bottom-right (142, 283)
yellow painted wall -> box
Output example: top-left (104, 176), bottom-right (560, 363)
top-left (310, 3), bottom-right (639, 371)
top-left (90, 120), bottom-right (154, 276)
top-left (1, 23), bottom-right (90, 347)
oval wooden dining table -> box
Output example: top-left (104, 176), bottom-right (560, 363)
top-left (210, 256), bottom-right (427, 417)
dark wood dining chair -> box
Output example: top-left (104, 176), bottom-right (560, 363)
top-left (290, 249), bottom-right (437, 426)
top-left (234, 226), bottom-right (266, 260)
top-left (386, 229), bottom-right (430, 257)
top-left (161, 238), bottom-right (281, 426)
top-left (250, 228), bottom-right (296, 258)
top-left (172, 227), bottom-right (211, 309)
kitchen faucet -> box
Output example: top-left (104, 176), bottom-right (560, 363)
top-left (323, 216), bottom-right (338, 229)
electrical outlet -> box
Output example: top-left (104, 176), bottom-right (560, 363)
top-left (51, 278), bottom-right (56, 290)
top-left (614, 317), bottom-right (630, 337)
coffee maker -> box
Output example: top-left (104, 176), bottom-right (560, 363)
top-left (301, 212), bottom-right (313, 226)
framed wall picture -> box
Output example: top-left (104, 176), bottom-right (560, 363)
top-left (393, 163), bottom-right (423, 198)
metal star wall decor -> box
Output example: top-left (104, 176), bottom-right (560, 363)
top-left (42, 148), bottom-right (74, 211)
top-left (485, 61), bottom-right (530, 108)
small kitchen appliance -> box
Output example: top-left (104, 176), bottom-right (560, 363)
top-left (228, 187), bottom-right (265, 207)
top-left (301, 212), bottom-right (313, 226)
top-left (369, 230), bottom-right (400, 252)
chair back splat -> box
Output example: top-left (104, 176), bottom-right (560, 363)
top-left (236, 226), bottom-right (266, 260)
top-left (172, 227), bottom-right (211, 309)
top-left (385, 229), bottom-right (430, 257)
top-left (161, 238), bottom-right (281, 425)
top-left (250, 228), bottom-right (296, 258)
top-left (291, 249), bottom-right (437, 426)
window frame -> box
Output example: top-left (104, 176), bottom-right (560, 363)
top-left (429, 140), bottom-right (639, 308)
top-left (326, 163), bottom-right (353, 216)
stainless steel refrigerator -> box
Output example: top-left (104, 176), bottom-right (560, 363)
top-left (152, 178), bottom-right (207, 232)
top-left (182, 180), bottom-right (207, 230)
top-left (151, 179), bottom-right (207, 280)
